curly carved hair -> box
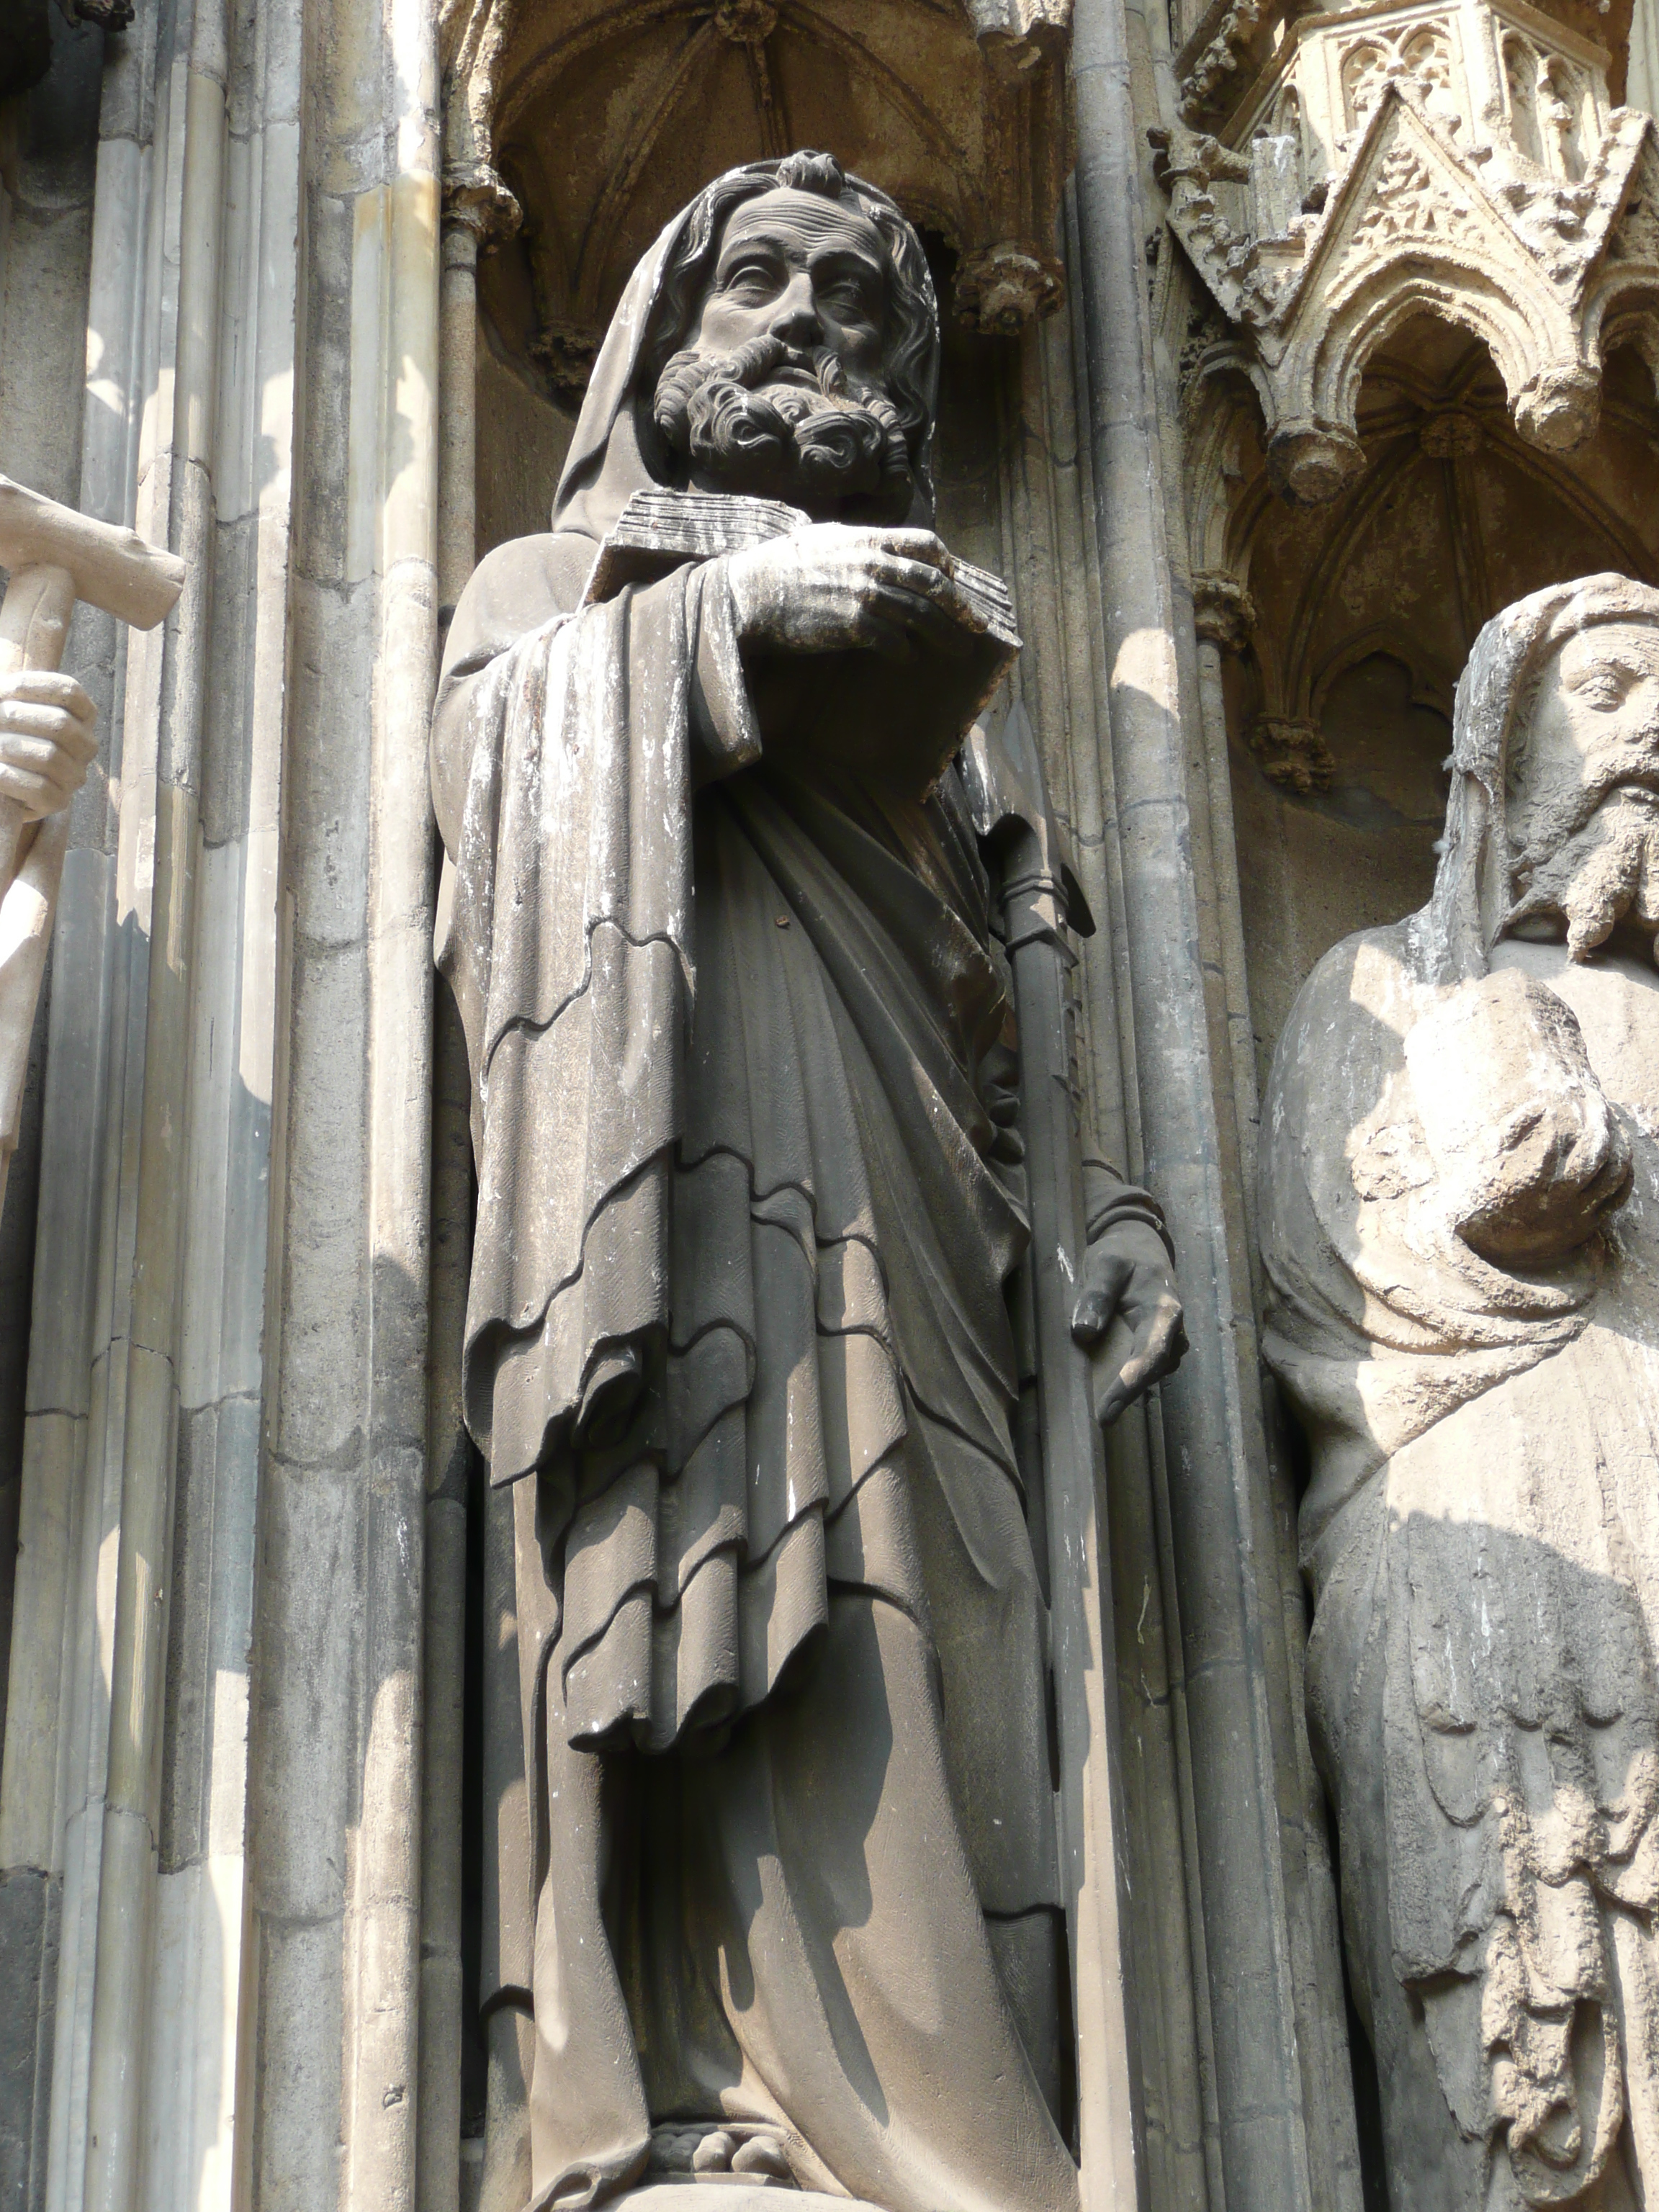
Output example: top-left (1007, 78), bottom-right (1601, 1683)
top-left (640, 150), bottom-right (938, 507)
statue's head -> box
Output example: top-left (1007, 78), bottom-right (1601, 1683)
top-left (1501, 618), bottom-right (1659, 956)
top-left (643, 150), bottom-right (937, 524)
top-left (1426, 575), bottom-right (1659, 978)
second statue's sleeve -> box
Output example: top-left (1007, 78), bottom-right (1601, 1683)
top-left (1080, 1151), bottom-right (1175, 1262)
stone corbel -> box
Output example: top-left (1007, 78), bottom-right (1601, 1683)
top-left (1159, 79), bottom-right (1659, 502)
top-left (962, 0), bottom-right (1072, 73)
top-left (1250, 714), bottom-right (1335, 790)
top-left (1192, 570), bottom-right (1257, 651)
top-left (530, 314), bottom-right (603, 397)
top-left (956, 243), bottom-right (1066, 333)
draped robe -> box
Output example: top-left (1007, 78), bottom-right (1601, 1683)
top-left (1263, 923), bottom-right (1659, 2211)
top-left (1261, 581), bottom-right (1659, 2209)
top-left (438, 544), bottom-right (1087, 2212)
top-left (427, 173), bottom-right (1158, 2212)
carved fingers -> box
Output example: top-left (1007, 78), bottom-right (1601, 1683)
top-left (725, 523), bottom-right (990, 662)
top-left (1071, 1219), bottom-right (1189, 1427)
top-left (0, 667), bottom-right (98, 821)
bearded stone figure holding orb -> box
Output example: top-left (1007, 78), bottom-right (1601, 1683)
top-left (1263, 576), bottom-right (1659, 2209)
top-left (431, 153), bottom-right (1184, 2212)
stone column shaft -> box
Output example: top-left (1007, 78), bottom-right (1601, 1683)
top-left (1069, 1), bottom-right (1320, 2204)
top-left (339, 0), bottom-right (441, 2198)
top-left (415, 197), bottom-right (480, 2212)
top-left (0, 1), bottom-right (305, 2209)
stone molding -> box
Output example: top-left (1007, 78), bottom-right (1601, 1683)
top-left (1156, 0), bottom-right (1659, 501)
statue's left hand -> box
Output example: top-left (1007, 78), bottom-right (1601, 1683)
top-left (0, 667), bottom-right (98, 821)
top-left (724, 524), bottom-right (987, 662)
top-left (1071, 1220), bottom-right (1187, 1426)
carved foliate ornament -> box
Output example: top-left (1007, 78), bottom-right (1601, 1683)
top-left (1192, 570), bottom-right (1258, 649)
top-left (956, 243), bottom-right (1067, 332)
top-left (1250, 713), bottom-right (1336, 788)
top-left (713, 0), bottom-right (781, 42)
top-left (530, 314), bottom-right (603, 396)
top-left (1158, 0), bottom-right (1659, 502)
top-left (961, 0), bottom-right (1072, 72)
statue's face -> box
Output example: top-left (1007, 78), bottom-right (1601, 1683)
top-left (1503, 620), bottom-right (1659, 958)
top-left (652, 184), bottom-right (914, 521)
top-left (686, 189), bottom-right (890, 392)
top-left (1510, 623), bottom-right (1659, 848)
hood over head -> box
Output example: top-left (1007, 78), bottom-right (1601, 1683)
top-left (550, 150), bottom-right (941, 552)
top-left (1423, 572), bottom-right (1659, 982)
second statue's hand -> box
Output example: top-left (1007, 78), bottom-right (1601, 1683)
top-left (1071, 1221), bottom-right (1187, 1427)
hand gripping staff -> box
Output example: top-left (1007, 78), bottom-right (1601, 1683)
top-left (0, 475), bottom-right (185, 1210)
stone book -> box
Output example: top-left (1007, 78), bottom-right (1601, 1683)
top-left (584, 487), bottom-right (1020, 793)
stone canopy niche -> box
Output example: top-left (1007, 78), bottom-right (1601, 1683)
top-left (439, 0), bottom-right (1073, 403)
top-left (1161, 0), bottom-right (1659, 1089)
top-left (1157, 0), bottom-right (1659, 501)
top-left (1201, 317), bottom-right (1659, 1082)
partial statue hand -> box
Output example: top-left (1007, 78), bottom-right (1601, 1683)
top-left (1071, 1220), bottom-right (1187, 1427)
top-left (1454, 1089), bottom-right (1631, 1266)
top-left (725, 524), bottom-right (989, 663)
top-left (1403, 968), bottom-right (1632, 1267)
top-left (0, 668), bottom-right (97, 822)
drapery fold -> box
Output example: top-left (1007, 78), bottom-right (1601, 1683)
top-left (440, 558), bottom-right (948, 1754)
top-left (1259, 919), bottom-right (1599, 1568)
top-left (1262, 920), bottom-right (1659, 2203)
top-left (434, 156), bottom-right (1095, 2212)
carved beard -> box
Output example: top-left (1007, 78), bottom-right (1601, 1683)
top-left (1505, 785), bottom-right (1659, 962)
top-left (652, 333), bottom-right (913, 522)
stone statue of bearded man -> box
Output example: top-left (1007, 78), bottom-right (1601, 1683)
top-left (431, 152), bottom-right (1183, 2212)
top-left (1262, 575), bottom-right (1659, 2210)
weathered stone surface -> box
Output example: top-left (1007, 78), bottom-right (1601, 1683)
top-left (1263, 575), bottom-right (1659, 2206)
top-left (0, 1866), bottom-right (55, 2208)
top-left (432, 147), bottom-right (1184, 2212)
top-left (30, 0), bottom-right (1659, 2195)
top-left (1159, 0), bottom-right (1659, 497)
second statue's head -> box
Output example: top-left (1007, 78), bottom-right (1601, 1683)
top-left (646, 150), bottom-right (938, 526)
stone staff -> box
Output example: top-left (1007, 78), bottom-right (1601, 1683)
top-left (0, 474), bottom-right (184, 1208)
top-left (964, 696), bottom-right (1151, 2212)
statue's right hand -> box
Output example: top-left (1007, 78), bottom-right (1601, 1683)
top-left (724, 525), bottom-right (989, 662)
top-left (0, 667), bottom-right (98, 822)
top-left (1455, 1087), bottom-right (1632, 1267)
top-left (1404, 967), bottom-right (1633, 1267)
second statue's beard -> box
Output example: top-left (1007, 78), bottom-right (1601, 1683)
top-left (1505, 786), bottom-right (1659, 963)
top-left (652, 334), bottom-right (914, 522)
